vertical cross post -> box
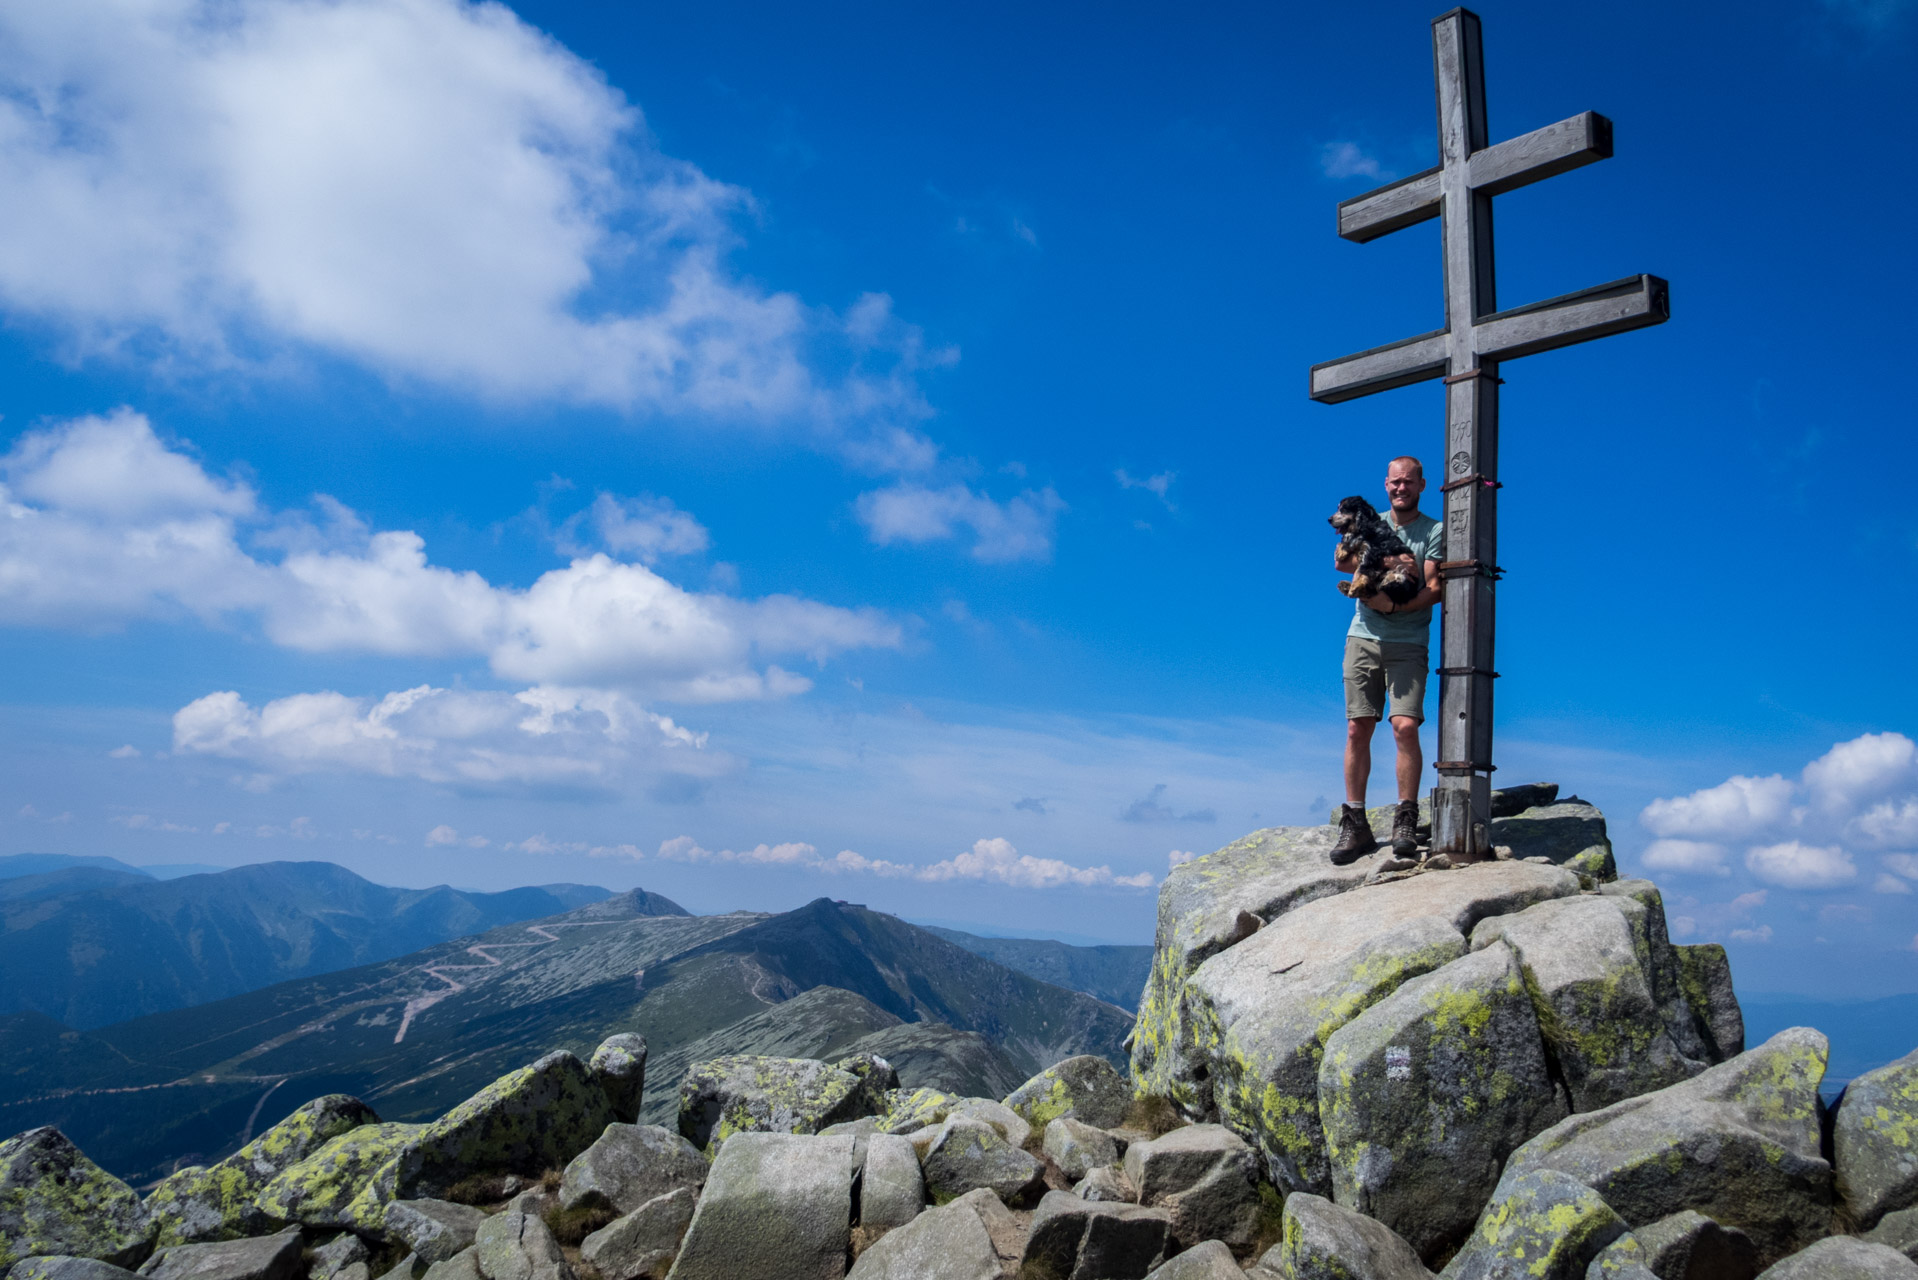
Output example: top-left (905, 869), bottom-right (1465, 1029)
top-left (1307, 7), bottom-right (1670, 859)
top-left (1434, 9), bottom-right (1497, 856)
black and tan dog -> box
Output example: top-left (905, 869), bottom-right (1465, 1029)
top-left (1330, 495), bottom-right (1423, 605)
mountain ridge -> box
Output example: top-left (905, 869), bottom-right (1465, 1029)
top-left (0, 858), bottom-right (627, 1028)
top-left (0, 894), bottom-right (1128, 1183)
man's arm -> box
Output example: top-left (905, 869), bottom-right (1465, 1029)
top-left (1360, 557), bottom-right (1443, 613)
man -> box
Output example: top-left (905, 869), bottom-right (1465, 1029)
top-left (1332, 456), bottom-right (1444, 864)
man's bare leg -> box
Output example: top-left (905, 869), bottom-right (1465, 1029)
top-left (1345, 717), bottom-right (1377, 806)
top-left (1333, 717), bottom-right (1381, 864)
top-left (1390, 715), bottom-right (1422, 803)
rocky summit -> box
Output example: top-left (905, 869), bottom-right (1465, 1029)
top-left (4, 784), bottom-right (1918, 1280)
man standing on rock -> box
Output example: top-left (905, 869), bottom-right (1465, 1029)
top-left (1332, 456), bottom-right (1444, 865)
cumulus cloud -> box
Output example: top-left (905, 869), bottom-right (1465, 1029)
top-left (1729, 924), bottom-right (1774, 943)
top-left (0, 0), bottom-right (942, 451)
top-left (560, 493), bottom-right (708, 563)
top-left (918, 837), bottom-right (1155, 889)
top-left (1641, 839), bottom-right (1729, 875)
top-left (174, 682), bottom-right (725, 795)
top-left (2, 412), bottom-right (899, 697)
top-left (1804, 733), bottom-right (1916, 815)
top-left (654, 833), bottom-right (1153, 890)
top-left (856, 482), bottom-right (1066, 563)
top-left (1639, 732), bottom-right (1918, 891)
top-left (1640, 774), bottom-right (1795, 841)
top-left (1744, 841), bottom-right (1857, 890)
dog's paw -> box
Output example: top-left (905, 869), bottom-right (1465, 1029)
top-left (1337, 582), bottom-right (1354, 597)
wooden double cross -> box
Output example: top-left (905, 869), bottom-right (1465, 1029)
top-left (1310, 8), bottom-right (1669, 857)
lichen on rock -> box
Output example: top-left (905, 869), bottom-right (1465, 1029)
top-left (1836, 1046), bottom-right (1918, 1230)
top-left (675, 1056), bottom-right (875, 1155)
top-left (146, 1096), bottom-right (379, 1246)
top-left (0, 1127), bottom-right (154, 1273)
top-left (1003, 1055), bottom-right (1129, 1131)
top-left (1318, 940), bottom-right (1565, 1261)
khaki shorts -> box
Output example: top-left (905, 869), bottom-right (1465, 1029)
top-left (1344, 636), bottom-right (1429, 723)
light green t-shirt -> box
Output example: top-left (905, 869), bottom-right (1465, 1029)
top-left (1346, 508), bottom-right (1444, 645)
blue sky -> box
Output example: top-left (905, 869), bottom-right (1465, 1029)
top-left (0, 0), bottom-right (1913, 993)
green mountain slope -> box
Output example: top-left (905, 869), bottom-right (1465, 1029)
top-left (0, 894), bottom-right (1128, 1184)
top-left (922, 926), bottom-right (1153, 1011)
top-left (0, 860), bottom-right (628, 1028)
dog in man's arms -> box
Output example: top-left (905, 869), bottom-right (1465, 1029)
top-left (1330, 495), bottom-right (1424, 605)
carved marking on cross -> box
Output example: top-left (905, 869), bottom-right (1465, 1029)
top-left (1309, 7), bottom-right (1670, 857)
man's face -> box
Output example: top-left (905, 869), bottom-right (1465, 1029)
top-left (1385, 462), bottom-right (1425, 513)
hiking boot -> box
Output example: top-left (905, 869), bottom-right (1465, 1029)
top-left (1330, 804), bottom-right (1378, 865)
top-left (1391, 800), bottom-right (1420, 857)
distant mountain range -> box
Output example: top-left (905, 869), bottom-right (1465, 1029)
top-left (922, 926), bottom-right (1152, 1011)
top-left (0, 854), bottom-right (616, 1028)
top-left (1742, 992), bottom-right (1918, 1093)
top-left (0, 891), bottom-right (1131, 1184)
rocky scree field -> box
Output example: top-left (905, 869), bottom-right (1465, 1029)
top-left (4, 785), bottom-right (1918, 1279)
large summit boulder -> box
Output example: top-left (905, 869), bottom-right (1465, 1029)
top-left (1131, 825), bottom-right (1379, 1120)
top-left (146, 1096), bottom-right (379, 1246)
top-left (1488, 798), bottom-right (1616, 880)
top-left (1468, 887), bottom-right (1706, 1112)
top-left (0, 1127), bottom-right (153, 1272)
top-left (1318, 940), bottom-right (1564, 1260)
top-left (1497, 1027), bottom-right (1833, 1266)
top-left (1182, 861), bottom-right (1580, 1194)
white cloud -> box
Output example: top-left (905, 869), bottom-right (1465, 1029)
top-left (1874, 873), bottom-right (1912, 895)
top-left (1640, 839), bottom-right (1730, 876)
top-left (1803, 733), bottom-right (1916, 814)
top-left (1851, 799), bottom-right (1918, 848)
top-left (1320, 141), bottom-right (1385, 181)
top-left (1640, 774), bottom-right (1794, 840)
top-left (507, 834), bottom-right (643, 858)
top-left (1642, 734), bottom-right (1918, 900)
top-left (0, 0), bottom-right (941, 448)
top-left (174, 682), bottom-right (725, 794)
top-left (425, 824), bottom-right (488, 848)
top-left (1885, 853), bottom-right (1918, 880)
top-left (112, 813), bottom-right (196, 833)
top-left (2, 412), bottom-right (899, 697)
top-left (1745, 841), bottom-right (1857, 890)
top-left (1669, 915), bottom-right (1698, 939)
top-left (562, 493), bottom-right (708, 563)
top-left (1115, 470), bottom-right (1175, 510)
top-left (108, 744), bottom-right (142, 759)
top-left (856, 482), bottom-right (1066, 563)
top-left (1729, 924), bottom-right (1774, 943)
top-left (1168, 849), bottom-right (1196, 868)
top-left (653, 832), bottom-right (1153, 890)
top-left (917, 837), bottom-right (1155, 889)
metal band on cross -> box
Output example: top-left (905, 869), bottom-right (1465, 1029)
top-left (1310, 8), bottom-right (1670, 858)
